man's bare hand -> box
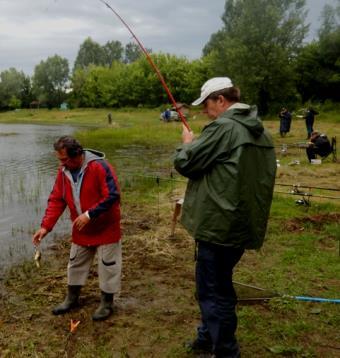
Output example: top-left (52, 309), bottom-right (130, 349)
top-left (32, 228), bottom-right (48, 246)
top-left (182, 124), bottom-right (194, 144)
top-left (73, 213), bottom-right (90, 231)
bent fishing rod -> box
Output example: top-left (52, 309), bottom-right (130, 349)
top-left (99, 0), bottom-right (191, 131)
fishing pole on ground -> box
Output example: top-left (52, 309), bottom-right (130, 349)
top-left (276, 182), bottom-right (340, 192)
top-left (99, 0), bottom-right (191, 132)
top-left (274, 183), bottom-right (340, 202)
top-left (234, 281), bottom-right (340, 304)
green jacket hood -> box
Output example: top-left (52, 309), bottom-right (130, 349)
top-left (224, 103), bottom-right (264, 138)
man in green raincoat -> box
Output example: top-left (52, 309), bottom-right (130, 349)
top-left (174, 77), bottom-right (276, 357)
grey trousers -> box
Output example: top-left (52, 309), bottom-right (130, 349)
top-left (67, 241), bottom-right (122, 294)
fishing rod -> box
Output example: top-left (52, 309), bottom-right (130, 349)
top-left (275, 183), bottom-right (340, 200)
top-left (274, 190), bottom-right (340, 200)
top-left (276, 182), bottom-right (340, 192)
top-left (99, 0), bottom-right (191, 131)
top-left (234, 281), bottom-right (340, 304)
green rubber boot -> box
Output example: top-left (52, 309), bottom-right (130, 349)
top-left (92, 291), bottom-right (114, 321)
top-left (52, 285), bottom-right (81, 315)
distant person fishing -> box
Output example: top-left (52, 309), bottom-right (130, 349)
top-left (278, 107), bottom-right (292, 137)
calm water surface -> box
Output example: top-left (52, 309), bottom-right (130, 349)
top-left (0, 123), bottom-right (76, 275)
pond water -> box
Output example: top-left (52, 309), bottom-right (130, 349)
top-left (0, 123), bottom-right (76, 276)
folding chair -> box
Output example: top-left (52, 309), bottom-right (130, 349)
top-left (319, 136), bottom-right (337, 162)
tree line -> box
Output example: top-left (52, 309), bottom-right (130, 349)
top-left (0, 0), bottom-right (339, 115)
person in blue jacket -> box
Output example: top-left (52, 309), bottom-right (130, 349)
top-left (160, 108), bottom-right (171, 122)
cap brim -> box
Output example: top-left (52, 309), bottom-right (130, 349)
top-left (191, 94), bottom-right (208, 106)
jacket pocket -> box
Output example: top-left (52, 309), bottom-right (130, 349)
top-left (100, 242), bottom-right (121, 267)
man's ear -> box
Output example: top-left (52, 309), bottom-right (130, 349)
top-left (217, 95), bottom-right (225, 104)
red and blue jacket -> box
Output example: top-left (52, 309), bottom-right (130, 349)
top-left (41, 149), bottom-right (121, 246)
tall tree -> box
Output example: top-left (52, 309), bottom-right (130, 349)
top-left (32, 55), bottom-right (69, 108)
top-left (318, 1), bottom-right (340, 39)
top-left (124, 42), bottom-right (152, 63)
top-left (203, 0), bottom-right (308, 114)
top-left (73, 37), bottom-right (106, 71)
top-left (296, 1), bottom-right (340, 102)
top-left (0, 68), bottom-right (32, 109)
top-left (103, 40), bottom-right (124, 66)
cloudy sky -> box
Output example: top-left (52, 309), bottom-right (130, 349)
top-left (0, 0), bottom-right (336, 75)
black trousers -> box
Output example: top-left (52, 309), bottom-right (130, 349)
top-left (305, 119), bottom-right (314, 139)
top-left (306, 145), bottom-right (317, 162)
top-left (195, 240), bottom-right (244, 357)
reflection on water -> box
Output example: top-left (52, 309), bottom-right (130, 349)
top-left (0, 123), bottom-right (76, 275)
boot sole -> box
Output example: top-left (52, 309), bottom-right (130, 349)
top-left (92, 308), bottom-right (113, 321)
top-left (52, 303), bottom-right (79, 315)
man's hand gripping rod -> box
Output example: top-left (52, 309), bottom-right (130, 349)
top-left (99, 0), bottom-right (191, 131)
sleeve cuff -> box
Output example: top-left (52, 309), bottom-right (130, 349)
top-left (84, 211), bottom-right (91, 219)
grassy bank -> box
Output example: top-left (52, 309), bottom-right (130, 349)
top-left (0, 108), bottom-right (339, 357)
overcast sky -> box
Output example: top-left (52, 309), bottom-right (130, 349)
top-left (0, 0), bottom-right (337, 75)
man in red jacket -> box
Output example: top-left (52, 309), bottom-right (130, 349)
top-left (32, 136), bottom-right (121, 321)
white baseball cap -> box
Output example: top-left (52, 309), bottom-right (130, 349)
top-left (192, 77), bottom-right (234, 106)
